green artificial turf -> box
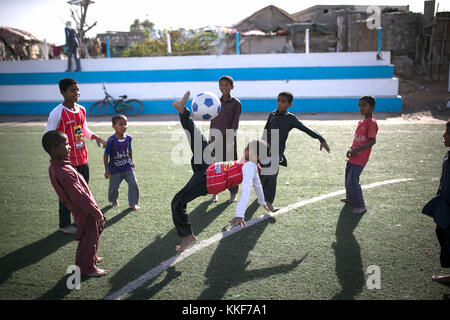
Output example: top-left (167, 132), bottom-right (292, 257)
top-left (0, 121), bottom-right (448, 300)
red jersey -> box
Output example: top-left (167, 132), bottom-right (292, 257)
top-left (46, 104), bottom-right (93, 167)
top-left (349, 116), bottom-right (378, 166)
top-left (206, 159), bottom-right (246, 194)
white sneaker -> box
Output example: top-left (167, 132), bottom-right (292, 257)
top-left (352, 207), bottom-right (367, 215)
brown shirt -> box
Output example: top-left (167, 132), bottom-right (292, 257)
top-left (210, 96), bottom-right (241, 135)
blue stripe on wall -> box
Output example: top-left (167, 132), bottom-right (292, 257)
top-left (0, 97), bottom-right (401, 115)
top-left (0, 66), bottom-right (394, 85)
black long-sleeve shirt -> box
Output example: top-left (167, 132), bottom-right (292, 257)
top-left (422, 151), bottom-right (450, 228)
top-left (262, 109), bottom-right (325, 166)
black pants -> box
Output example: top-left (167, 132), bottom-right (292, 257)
top-left (171, 110), bottom-right (210, 237)
top-left (59, 162), bottom-right (89, 228)
top-left (259, 159), bottom-right (280, 204)
top-left (436, 225), bottom-right (450, 268)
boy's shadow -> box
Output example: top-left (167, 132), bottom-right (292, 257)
top-left (109, 200), bottom-right (232, 299)
top-left (0, 205), bottom-right (115, 289)
top-left (331, 204), bottom-right (364, 300)
top-left (197, 200), bottom-right (307, 300)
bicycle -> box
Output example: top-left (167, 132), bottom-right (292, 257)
top-left (89, 83), bottom-right (143, 116)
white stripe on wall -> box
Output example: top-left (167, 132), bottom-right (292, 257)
top-left (0, 78), bottom-right (399, 102)
top-left (0, 52), bottom-right (392, 73)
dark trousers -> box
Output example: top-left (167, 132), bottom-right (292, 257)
top-left (259, 160), bottom-right (279, 204)
top-left (59, 163), bottom-right (89, 228)
top-left (67, 45), bottom-right (81, 71)
top-left (171, 110), bottom-right (209, 237)
top-left (345, 161), bottom-right (366, 208)
top-left (436, 225), bottom-right (450, 268)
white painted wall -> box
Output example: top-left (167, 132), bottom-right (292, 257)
top-left (0, 52), bottom-right (392, 73)
top-left (0, 78), bottom-right (399, 102)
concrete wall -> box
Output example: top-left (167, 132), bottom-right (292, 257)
top-left (0, 52), bottom-right (401, 115)
top-left (339, 11), bottom-right (422, 60)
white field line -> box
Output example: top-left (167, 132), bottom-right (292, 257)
top-left (0, 130), bottom-right (443, 135)
top-left (105, 177), bottom-right (414, 300)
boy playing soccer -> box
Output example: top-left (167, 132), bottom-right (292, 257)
top-left (341, 96), bottom-right (378, 214)
top-left (260, 92), bottom-right (330, 212)
top-left (422, 120), bottom-right (450, 283)
top-left (171, 91), bottom-right (271, 252)
top-left (42, 130), bottom-right (109, 277)
top-left (104, 114), bottom-right (140, 210)
top-left (209, 75), bottom-right (241, 203)
top-left (45, 78), bottom-right (106, 234)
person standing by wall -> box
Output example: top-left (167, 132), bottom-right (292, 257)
top-left (65, 21), bottom-right (81, 72)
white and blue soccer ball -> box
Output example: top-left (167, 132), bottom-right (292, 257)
top-left (190, 91), bottom-right (221, 120)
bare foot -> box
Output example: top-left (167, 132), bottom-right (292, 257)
top-left (267, 202), bottom-right (279, 212)
top-left (130, 205), bottom-right (140, 211)
top-left (228, 193), bottom-right (237, 203)
top-left (85, 268), bottom-right (109, 277)
top-left (176, 234), bottom-right (198, 252)
top-left (210, 194), bottom-right (218, 203)
top-left (95, 256), bottom-right (103, 264)
top-left (112, 200), bottom-right (119, 207)
top-left (58, 225), bottom-right (77, 234)
top-left (172, 91), bottom-right (190, 113)
top-left (432, 275), bottom-right (450, 283)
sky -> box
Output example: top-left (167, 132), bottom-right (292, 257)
top-left (1, 0), bottom-right (448, 45)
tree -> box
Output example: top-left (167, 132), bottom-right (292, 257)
top-left (130, 19), bottom-right (155, 32)
top-left (67, 0), bottom-right (97, 57)
top-left (121, 28), bottom-right (219, 57)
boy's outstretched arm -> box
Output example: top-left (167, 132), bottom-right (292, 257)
top-left (92, 134), bottom-right (106, 148)
top-left (292, 116), bottom-right (330, 153)
top-left (320, 141), bottom-right (330, 153)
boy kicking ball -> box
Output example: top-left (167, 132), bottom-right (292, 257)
top-left (171, 91), bottom-right (271, 252)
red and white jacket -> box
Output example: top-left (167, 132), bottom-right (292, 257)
top-left (206, 159), bottom-right (265, 218)
top-left (45, 104), bottom-right (95, 167)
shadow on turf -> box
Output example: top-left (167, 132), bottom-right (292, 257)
top-left (331, 204), bottom-right (364, 300)
top-left (109, 199), bottom-right (232, 299)
top-left (124, 199), bottom-right (305, 300)
top-left (0, 205), bottom-right (119, 299)
top-left (196, 200), bottom-right (307, 300)
top-left (34, 206), bottom-right (135, 299)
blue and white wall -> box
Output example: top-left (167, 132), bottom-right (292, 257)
top-left (0, 52), bottom-right (401, 115)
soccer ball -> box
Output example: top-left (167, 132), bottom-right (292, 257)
top-left (190, 91), bottom-right (221, 120)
